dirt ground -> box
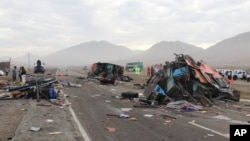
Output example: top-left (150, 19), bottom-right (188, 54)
top-left (0, 70), bottom-right (250, 140)
top-left (0, 99), bottom-right (29, 141)
top-left (230, 82), bottom-right (250, 99)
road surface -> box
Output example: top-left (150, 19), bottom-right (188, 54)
top-left (57, 69), bottom-right (250, 141)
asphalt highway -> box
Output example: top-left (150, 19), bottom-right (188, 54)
top-left (6, 68), bottom-right (250, 141)
top-left (59, 69), bottom-right (250, 141)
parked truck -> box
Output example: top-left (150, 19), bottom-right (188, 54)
top-left (125, 62), bottom-right (143, 72)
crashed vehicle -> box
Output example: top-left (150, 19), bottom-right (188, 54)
top-left (88, 62), bottom-right (124, 84)
top-left (143, 54), bottom-right (240, 106)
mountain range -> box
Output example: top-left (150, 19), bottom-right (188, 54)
top-left (6, 31), bottom-right (250, 68)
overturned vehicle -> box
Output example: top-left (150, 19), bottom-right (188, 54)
top-left (143, 54), bottom-right (240, 106)
top-left (88, 62), bottom-right (124, 84)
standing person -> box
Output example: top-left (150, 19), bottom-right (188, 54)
top-left (12, 66), bottom-right (17, 82)
top-left (20, 66), bottom-right (27, 83)
top-left (147, 66), bottom-right (151, 76)
top-left (137, 67), bottom-right (140, 75)
top-left (18, 67), bottom-right (22, 82)
top-left (5, 67), bottom-right (9, 76)
top-left (247, 73), bottom-right (250, 82)
top-left (151, 66), bottom-right (154, 76)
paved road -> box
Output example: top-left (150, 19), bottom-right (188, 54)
top-left (57, 69), bottom-right (250, 141)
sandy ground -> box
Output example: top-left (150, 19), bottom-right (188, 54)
top-left (0, 99), bottom-right (28, 141)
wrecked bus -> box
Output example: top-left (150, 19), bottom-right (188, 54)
top-left (143, 53), bottom-right (240, 106)
top-left (89, 62), bottom-right (124, 84)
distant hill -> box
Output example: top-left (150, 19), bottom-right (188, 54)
top-left (197, 32), bottom-right (250, 67)
top-left (43, 40), bottom-right (141, 66)
top-left (5, 31), bottom-right (250, 69)
top-left (125, 41), bottom-right (205, 66)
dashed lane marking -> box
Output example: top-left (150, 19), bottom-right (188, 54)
top-left (188, 121), bottom-right (229, 139)
top-left (66, 99), bottom-right (92, 141)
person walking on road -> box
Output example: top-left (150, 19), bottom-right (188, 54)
top-left (247, 73), bottom-right (250, 82)
top-left (12, 66), bottom-right (17, 82)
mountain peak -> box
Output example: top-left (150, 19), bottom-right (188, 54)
top-left (7, 31), bottom-right (250, 67)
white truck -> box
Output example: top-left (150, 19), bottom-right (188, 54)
top-left (233, 70), bottom-right (247, 80)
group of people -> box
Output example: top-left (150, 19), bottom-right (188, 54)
top-left (147, 64), bottom-right (163, 76)
top-left (11, 66), bottom-right (27, 83)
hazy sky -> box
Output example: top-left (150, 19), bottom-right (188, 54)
top-left (1, 0), bottom-right (250, 58)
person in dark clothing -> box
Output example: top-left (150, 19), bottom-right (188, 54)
top-left (12, 66), bottom-right (17, 82)
top-left (18, 67), bottom-right (22, 82)
top-left (49, 84), bottom-right (58, 99)
top-left (19, 66), bottom-right (26, 83)
top-left (150, 66), bottom-right (154, 76)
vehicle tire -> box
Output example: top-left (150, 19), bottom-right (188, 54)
top-left (121, 92), bottom-right (139, 99)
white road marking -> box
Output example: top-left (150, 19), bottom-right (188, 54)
top-left (66, 99), bottom-right (92, 141)
top-left (240, 99), bottom-right (250, 102)
top-left (188, 121), bottom-right (229, 138)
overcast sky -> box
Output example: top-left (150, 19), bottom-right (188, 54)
top-left (1, 0), bottom-right (250, 58)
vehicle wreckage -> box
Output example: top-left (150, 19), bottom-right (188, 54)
top-left (88, 62), bottom-right (131, 84)
top-left (1, 74), bottom-right (57, 100)
top-left (142, 54), bottom-right (240, 106)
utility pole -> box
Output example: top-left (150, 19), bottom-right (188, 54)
top-left (28, 52), bottom-right (30, 71)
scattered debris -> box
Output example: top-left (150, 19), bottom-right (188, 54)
top-left (49, 131), bottom-right (62, 135)
top-left (91, 94), bottom-right (103, 97)
top-left (68, 81), bottom-right (82, 87)
top-left (121, 92), bottom-right (138, 99)
top-left (0, 91), bottom-right (26, 99)
top-left (133, 104), bottom-right (158, 108)
top-left (164, 120), bottom-right (172, 125)
top-left (106, 113), bottom-right (130, 118)
top-left (30, 125), bottom-right (41, 132)
top-left (36, 103), bottom-right (52, 107)
top-left (121, 108), bottom-right (133, 112)
top-left (166, 100), bottom-right (203, 111)
top-left (207, 134), bottom-right (214, 137)
top-left (111, 89), bottom-right (116, 94)
top-left (212, 115), bottom-right (231, 120)
top-left (119, 114), bottom-right (130, 118)
top-left (161, 114), bottom-right (177, 120)
top-left (129, 117), bottom-right (138, 121)
top-left (144, 114), bottom-right (154, 117)
top-left (132, 83), bottom-right (145, 89)
top-left (105, 127), bottom-right (116, 132)
top-left (45, 119), bottom-right (53, 123)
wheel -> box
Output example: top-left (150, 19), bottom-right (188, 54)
top-left (121, 92), bottom-right (139, 99)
